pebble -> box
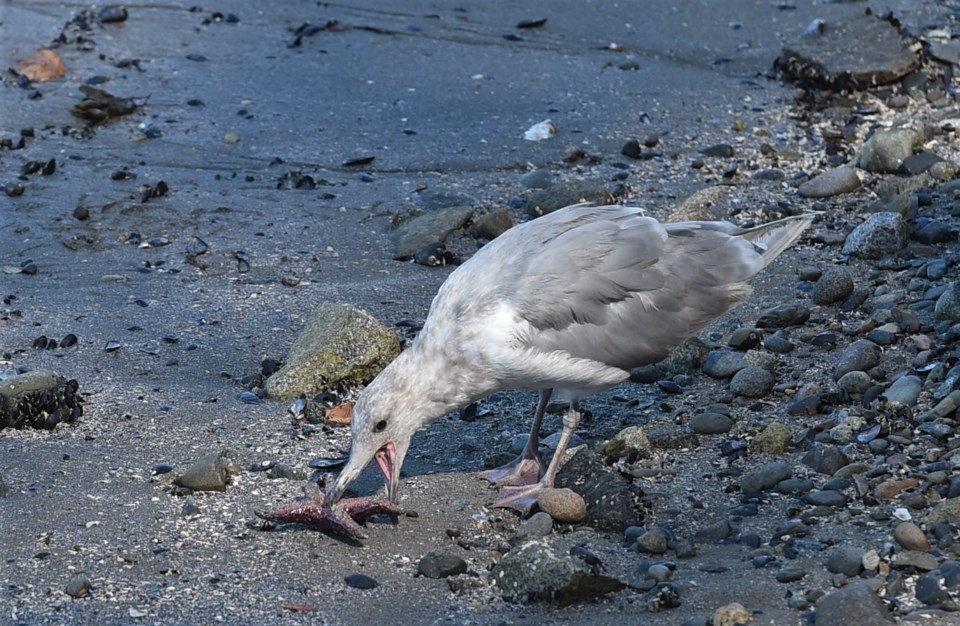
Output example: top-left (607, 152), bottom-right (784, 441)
top-left (934, 283), bottom-right (960, 322)
top-left (701, 350), bottom-right (746, 379)
top-left (841, 212), bottom-right (909, 259)
top-left (515, 512), bottom-right (554, 539)
top-left (344, 573), bottom-right (379, 589)
top-left (740, 461), bottom-right (793, 495)
top-left (519, 169), bottom-right (552, 189)
top-left (802, 446), bottom-right (849, 475)
top-left (894, 521), bottom-right (929, 552)
top-left (390, 206), bottom-right (475, 259)
top-left (65, 575), bottom-right (91, 598)
top-left (417, 552), bottom-right (468, 578)
top-left (173, 452), bottom-right (230, 492)
top-left (893, 550), bottom-right (939, 571)
top-left (812, 267), bottom-right (855, 305)
top-left (713, 602), bottom-right (751, 626)
top-left (798, 165), bottom-right (861, 198)
top-left (883, 375), bottom-right (922, 407)
top-left (756, 304), bottom-right (810, 328)
top-left (826, 546), bottom-right (864, 576)
top-left (860, 128), bottom-right (918, 173)
top-left (689, 413), bottom-right (734, 435)
top-left (473, 208), bottom-right (514, 240)
top-left (837, 371), bottom-right (873, 396)
top-left (814, 583), bottom-right (895, 625)
top-left (537, 487), bottom-right (587, 524)
top-left (754, 422), bottom-right (792, 454)
top-left (802, 490), bottom-right (849, 507)
top-left (763, 331), bottom-right (794, 354)
top-left (636, 528), bottom-right (670, 555)
top-left (775, 567), bottom-right (807, 583)
top-left (915, 562), bottom-right (960, 607)
top-left (833, 340), bottom-right (881, 381)
top-left (700, 143), bottom-right (735, 158)
top-left (729, 366), bottom-right (775, 398)
top-left (727, 328), bottom-right (762, 351)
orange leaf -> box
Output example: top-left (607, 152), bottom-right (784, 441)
top-left (15, 48), bottom-right (66, 82)
top-left (324, 401), bottom-right (354, 426)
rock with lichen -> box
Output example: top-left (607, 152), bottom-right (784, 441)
top-left (265, 303), bottom-right (401, 400)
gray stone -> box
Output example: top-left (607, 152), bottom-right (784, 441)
top-left (473, 208), bottom-right (514, 241)
top-left (893, 522), bottom-right (929, 552)
top-left (174, 451), bottom-right (231, 492)
top-left (812, 267), bottom-right (855, 305)
top-left (555, 448), bottom-right (639, 531)
top-left (515, 512), bottom-right (555, 540)
top-left (391, 206), bottom-right (475, 259)
top-left (265, 303), bottom-right (401, 400)
top-left (538, 487), bottom-right (587, 524)
top-left (729, 366), bottom-right (775, 398)
top-left (727, 328), bottom-right (763, 351)
top-left (689, 413), bottom-right (734, 435)
top-left (814, 583), bottom-right (895, 625)
top-left (660, 336), bottom-right (710, 374)
top-left (798, 166), bottom-right (862, 198)
top-left (740, 461), bottom-right (793, 495)
top-left (883, 375), bottom-right (922, 407)
top-left (837, 371), bottom-right (873, 396)
top-left (756, 304), bottom-right (810, 328)
top-left (65, 575), bottom-right (91, 599)
top-left (525, 182), bottom-right (614, 218)
top-left (693, 519), bottom-right (732, 544)
top-left (414, 188), bottom-right (480, 210)
top-left (754, 422), bottom-right (793, 455)
top-left (802, 490), bottom-right (849, 507)
top-left (802, 445), bottom-right (850, 475)
top-left (841, 213), bottom-right (909, 259)
top-left (778, 13), bottom-right (918, 88)
top-left (520, 169), bottom-right (552, 189)
top-left (935, 283), bottom-right (960, 322)
top-left (636, 528), bottom-right (670, 555)
top-left (826, 546), bottom-right (864, 577)
top-left (701, 350), bottom-right (746, 379)
top-left (925, 498), bottom-right (960, 526)
top-left (834, 340), bottom-right (881, 381)
top-left (776, 567), bottom-right (807, 583)
top-left (417, 552), bottom-right (468, 579)
top-left (893, 551), bottom-right (939, 571)
top-left (491, 540), bottom-right (624, 604)
top-left (860, 128), bottom-right (920, 174)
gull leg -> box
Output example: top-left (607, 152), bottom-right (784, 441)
top-left (478, 389), bottom-right (552, 486)
top-left (491, 401), bottom-right (581, 515)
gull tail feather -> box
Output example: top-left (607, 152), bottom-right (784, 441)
top-left (741, 214), bottom-right (816, 269)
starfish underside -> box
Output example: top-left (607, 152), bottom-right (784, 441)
top-left (256, 494), bottom-right (400, 539)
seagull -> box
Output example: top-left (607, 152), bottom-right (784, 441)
top-left (261, 203), bottom-right (814, 533)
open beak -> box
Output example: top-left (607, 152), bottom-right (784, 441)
top-left (374, 441), bottom-right (399, 503)
top-left (325, 440), bottom-right (400, 505)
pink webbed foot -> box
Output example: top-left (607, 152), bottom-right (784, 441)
top-left (488, 483), bottom-right (543, 515)
top-left (478, 454), bottom-right (544, 487)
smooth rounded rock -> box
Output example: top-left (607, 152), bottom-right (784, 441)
top-left (860, 128), bottom-right (918, 173)
top-left (798, 165), bottom-right (861, 198)
top-left (826, 546), bottom-right (864, 576)
top-left (689, 413), bottom-right (734, 435)
top-left (417, 551), bottom-right (469, 579)
top-left (636, 528), bottom-right (670, 555)
top-left (883, 375), bottom-right (922, 407)
top-left (834, 340), bottom-right (881, 381)
top-left (729, 366), bottom-right (775, 398)
top-left (894, 521), bottom-right (929, 552)
top-left (812, 267), bottom-right (855, 305)
top-left (538, 487), bottom-right (587, 524)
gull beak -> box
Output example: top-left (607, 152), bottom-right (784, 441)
top-left (375, 441), bottom-right (400, 503)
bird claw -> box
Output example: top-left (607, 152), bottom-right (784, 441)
top-left (256, 492), bottom-right (400, 539)
top-left (478, 456), bottom-right (544, 487)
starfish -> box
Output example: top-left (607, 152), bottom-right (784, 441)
top-left (255, 487), bottom-right (400, 539)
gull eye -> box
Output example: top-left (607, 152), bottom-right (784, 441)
top-left (374, 419), bottom-right (388, 433)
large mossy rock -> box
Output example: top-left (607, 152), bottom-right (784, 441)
top-left (265, 303), bottom-right (401, 400)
